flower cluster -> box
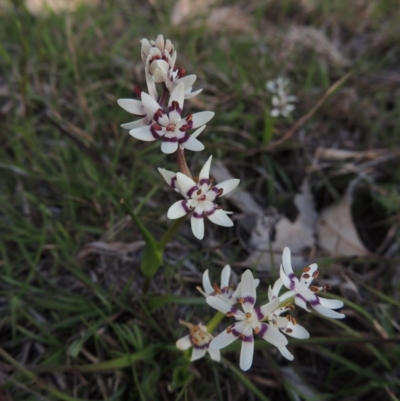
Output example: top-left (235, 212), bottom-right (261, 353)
top-left (118, 34), bottom-right (240, 239)
top-left (266, 77), bottom-right (297, 118)
top-left (177, 247), bottom-right (344, 371)
top-left (117, 34), bottom-right (345, 375)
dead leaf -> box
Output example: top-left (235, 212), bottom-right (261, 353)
top-left (317, 195), bottom-right (370, 257)
top-left (245, 179), bottom-right (317, 270)
top-left (76, 241), bottom-right (144, 262)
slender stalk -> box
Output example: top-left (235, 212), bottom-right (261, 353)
top-left (175, 147), bottom-right (192, 178)
top-left (206, 312), bottom-right (225, 333)
top-left (159, 216), bottom-right (186, 248)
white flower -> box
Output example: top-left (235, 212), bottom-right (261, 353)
top-left (176, 320), bottom-right (220, 362)
top-left (160, 156), bottom-right (240, 240)
top-left (277, 247), bottom-right (345, 319)
top-left (198, 265), bottom-right (260, 306)
top-left (265, 278), bottom-right (310, 360)
top-left (141, 35), bottom-right (202, 99)
top-left (207, 270), bottom-right (288, 371)
top-left (129, 83), bottom-right (213, 154)
top-left (266, 77), bottom-right (297, 118)
top-left (117, 70), bottom-right (158, 130)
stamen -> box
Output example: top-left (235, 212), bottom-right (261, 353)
top-left (312, 271), bottom-right (319, 278)
top-left (239, 334), bottom-right (245, 340)
top-left (303, 273), bottom-right (310, 279)
top-left (196, 189), bottom-right (202, 195)
top-left (323, 284), bottom-right (331, 291)
top-left (238, 297), bottom-right (244, 304)
top-left (193, 176), bottom-right (199, 183)
top-left (254, 327), bottom-right (260, 334)
top-left (310, 285), bottom-right (320, 293)
top-left (226, 327), bottom-right (232, 334)
top-left (226, 312), bottom-right (235, 317)
top-left (289, 305), bottom-right (295, 310)
top-left (303, 266), bottom-right (311, 273)
top-left (285, 328), bottom-right (293, 334)
top-left (245, 312), bottom-right (252, 319)
top-left (212, 283), bottom-right (221, 294)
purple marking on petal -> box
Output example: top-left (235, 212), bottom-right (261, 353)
top-left (199, 178), bottom-right (210, 186)
top-left (171, 176), bottom-right (177, 189)
top-left (243, 296), bottom-right (255, 305)
top-left (150, 126), bottom-right (162, 139)
top-left (231, 328), bottom-right (242, 338)
top-left (205, 208), bottom-right (216, 217)
top-left (256, 324), bottom-right (268, 338)
top-left (254, 306), bottom-right (264, 321)
top-left (181, 200), bottom-right (191, 213)
top-left (229, 306), bottom-right (239, 314)
top-left (296, 293), bottom-right (308, 305)
top-left (154, 109), bottom-right (165, 122)
top-left (178, 131), bottom-right (190, 144)
top-left (309, 296), bottom-right (320, 306)
top-left (240, 334), bottom-right (254, 343)
top-left (187, 186), bottom-right (199, 198)
top-left (288, 273), bottom-right (296, 290)
top-left (193, 211), bottom-right (204, 218)
top-left (162, 135), bottom-right (178, 143)
top-left (193, 343), bottom-right (209, 350)
top-left (168, 100), bottom-right (182, 115)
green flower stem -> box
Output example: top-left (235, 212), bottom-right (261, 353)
top-left (120, 199), bottom-right (162, 282)
top-left (263, 109), bottom-right (276, 145)
top-left (206, 311), bottom-right (225, 333)
top-left (159, 216), bottom-right (186, 249)
top-left (279, 295), bottom-right (295, 308)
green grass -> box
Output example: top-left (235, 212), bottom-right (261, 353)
top-left (1, 0), bottom-right (400, 400)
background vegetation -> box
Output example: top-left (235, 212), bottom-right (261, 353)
top-left (1, 0), bottom-right (400, 400)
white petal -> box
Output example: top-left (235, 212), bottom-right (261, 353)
top-left (207, 348), bottom-right (221, 362)
top-left (254, 278), bottom-right (260, 288)
top-left (190, 125), bottom-right (206, 139)
top-left (282, 247), bottom-right (294, 276)
top-left (168, 82), bottom-right (184, 112)
top-left (121, 118), bottom-right (148, 130)
top-left (155, 34), bottom-right (164, 52)
top-left (176, 173), bottom-right (198, 198)
top-left (141, 91), bottom-right (162, 117)
top-left (191, 347), bottom-right (207, 361)
top-left (206, 209), bottom-right (233, 227)
top-left (295, 294), bottom-right (311, 312)
top-left (184, 88), bottom-right (202, 99)
top-left (220, 265), bottom-right (231, 288)
top-left (280, 265), bottom-right (294, 290)
top-left (167, 200), bottom-right (191, 219)
top-left (141, 38), bottom-right (152, 57)
top-left (256, 323), bottom-right (288, 347)
top-left (239, 270), bottom-right (256, 312)
top-left (270, 108), bottom-right (280, 117)
top-left (284, 323), bottom-right (309, 339)
top-left (157, 168), bottom-right (177, 189)
top-left (117, 99), bottom-right (145, 115)
top-left (209, 321), bottom-right (246, 350)
top-left (270, 277), bottom-right (283, 299)
top-left (129, 126), bottom-right (157, 142)
top-left (202, 270), bottom-right (214, 296)
top-left (239, 325), bottom-right (254, 371)
top-left (145, 69), bottom-right (157, 99)
top-left (191, 212), bottom-right (204, 240)
top-left (153, 67), bottom-right (167, 84)
top-left (318, 297), bottom-right (344, 310)
top-left (279, 346), bottom-right (294, 361)
top-left (176, 335), bottom-right (192, 350)
top-left (176, 74), bottom-right (196, 90)
top-left (150, 59), bottom-right (169, 76)
top-left (180, 135), bottom-right (204, 152)
top-left (206, 296), bottom-right (242, 317)
top-left (259, 298), bottom-right (280, 318)
top-left (161, 133), bottom-right (178, 154)
top-left (192, 111), bottom-right (215, 129)
top-left (213, 179), bottom-right (240, 197)
top-left (312, 303), bottom-right (345, 319)
top-left (199, 156), bottom-right (212, 181)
